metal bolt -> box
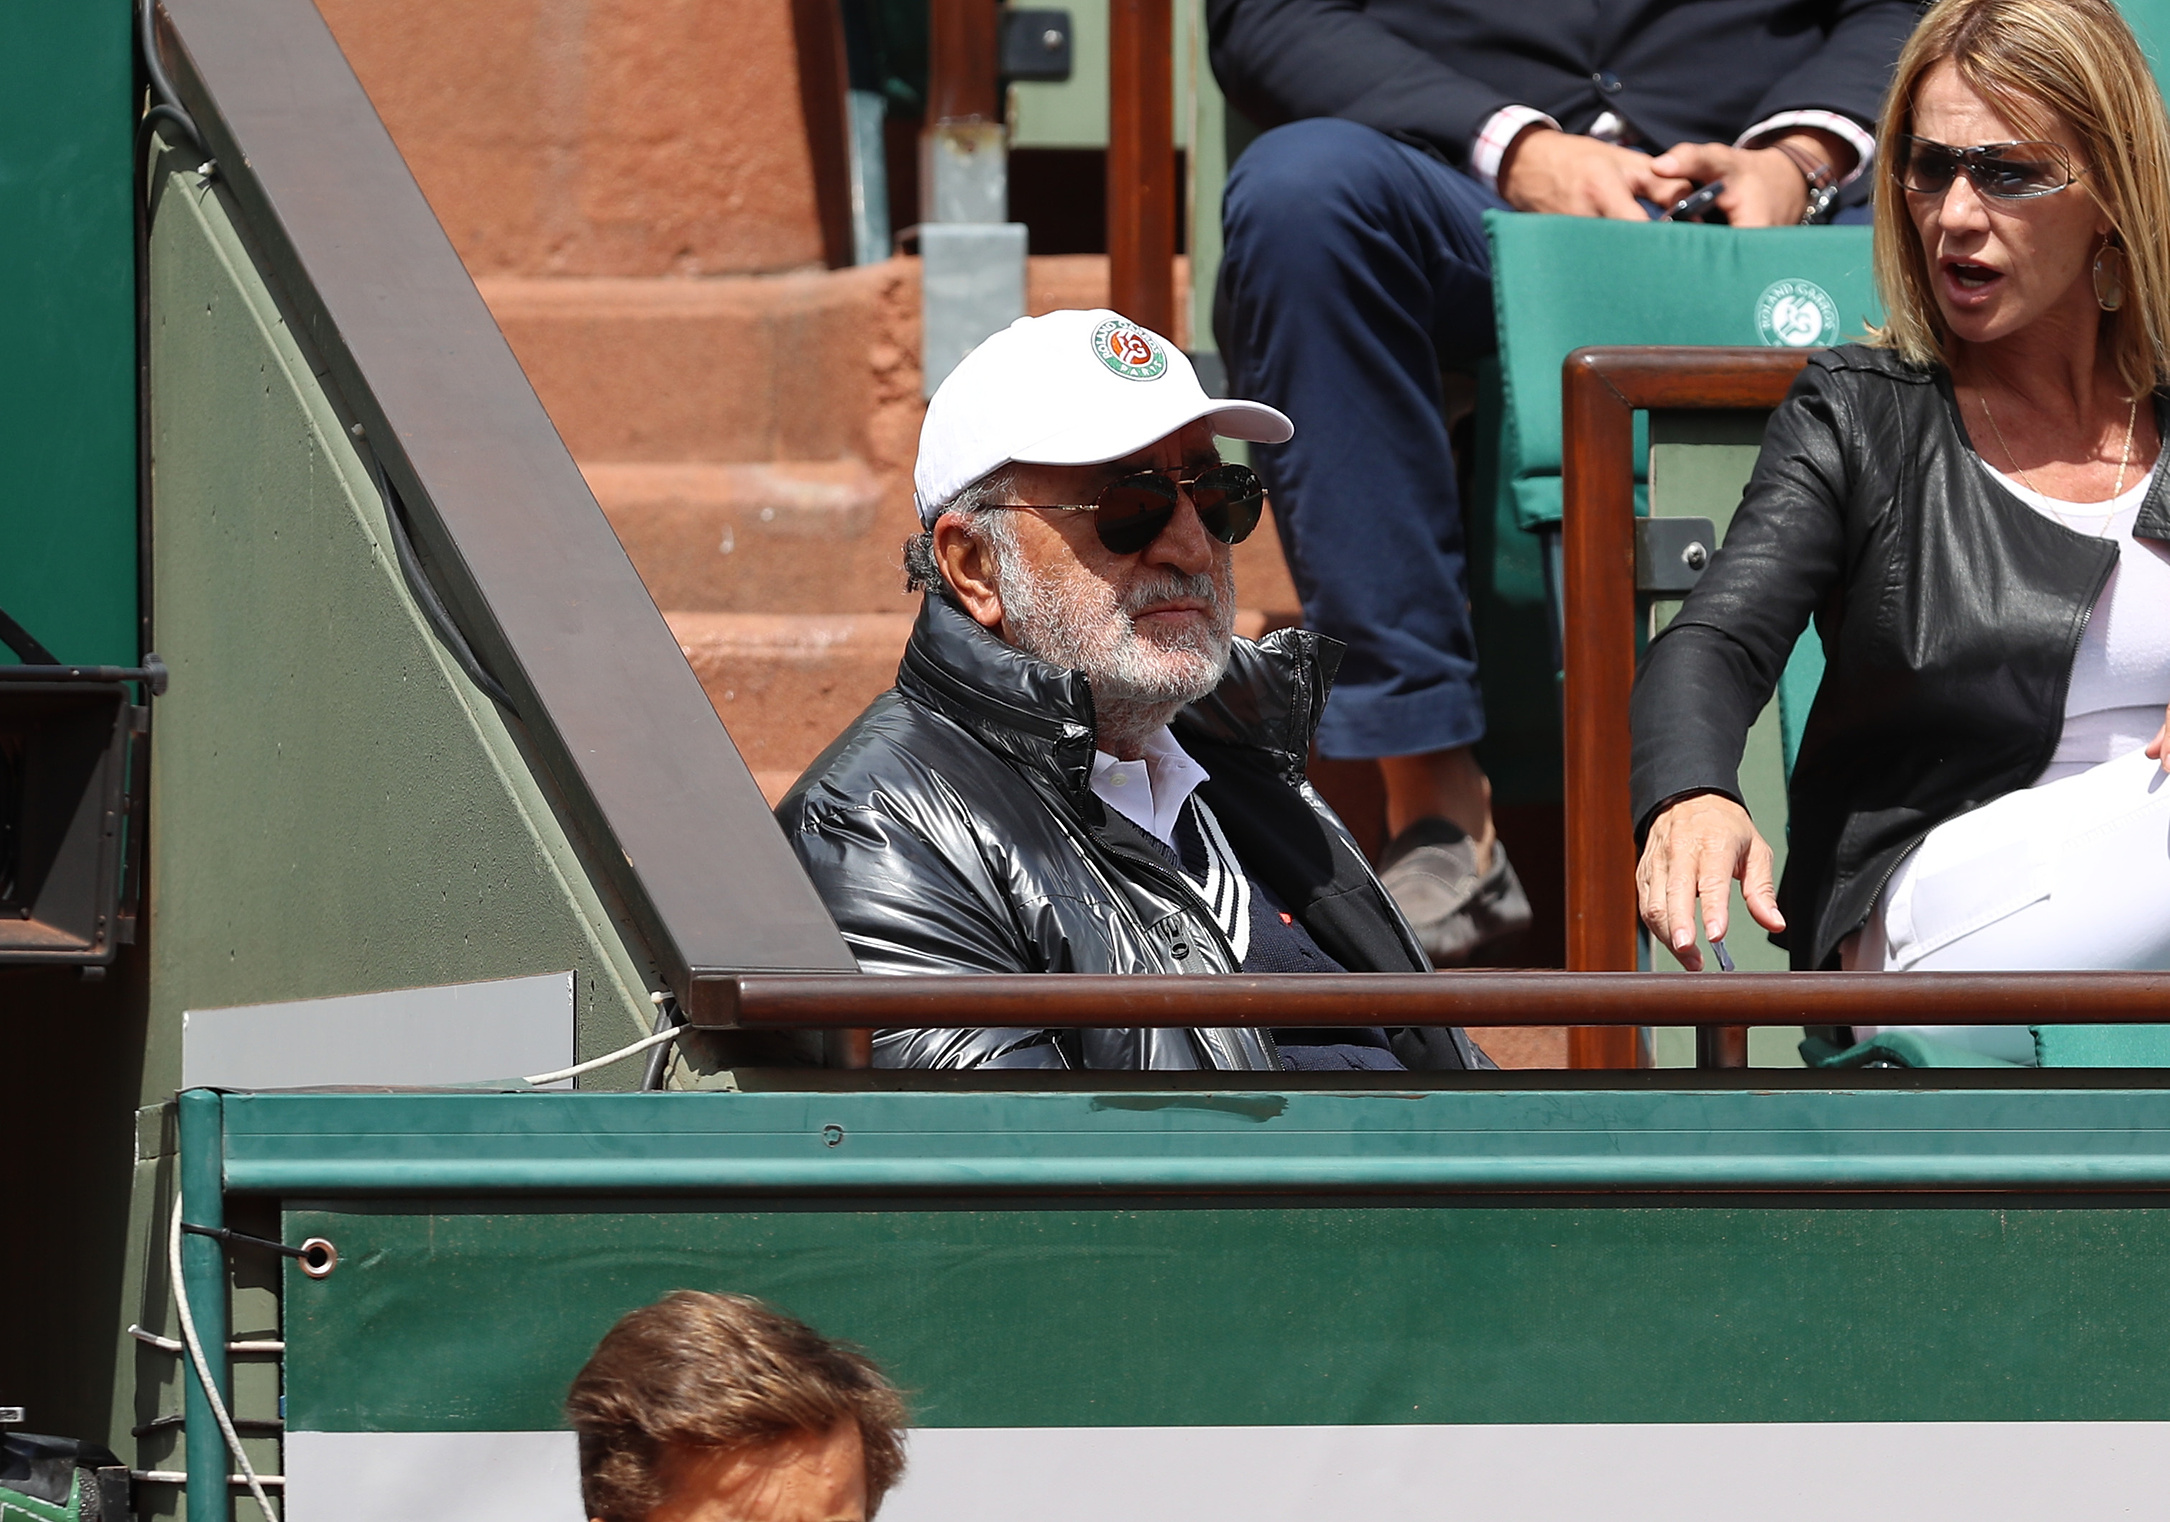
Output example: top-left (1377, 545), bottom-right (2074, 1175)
top-left (1042, 27), bottom-right (1064, 49)
top-left (822, 1124), bottom-right (845, 1148)
top-left (1682, 542), bottom-right (1709, 571)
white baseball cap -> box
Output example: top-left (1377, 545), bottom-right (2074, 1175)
top-left (913, 309), bottom-right (1294, 525)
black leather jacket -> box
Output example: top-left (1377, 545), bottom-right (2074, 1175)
top-left (778, 594), bottom-right (1492, 1071)
top-left (1631, 344), bottom-right (2169, 969)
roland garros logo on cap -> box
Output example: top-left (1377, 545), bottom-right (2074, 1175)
top-left (1092, 317), bottom-right (1168, 381)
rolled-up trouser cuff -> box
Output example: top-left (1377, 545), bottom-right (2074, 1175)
top-left (1312, 674), bottom-right (1489, 761)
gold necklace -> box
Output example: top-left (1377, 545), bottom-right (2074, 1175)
top-left (1977, 388), bottom-right (2140, 523)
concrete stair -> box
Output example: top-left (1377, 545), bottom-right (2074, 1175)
top-left (482, 254), bottom-right (1303, 807)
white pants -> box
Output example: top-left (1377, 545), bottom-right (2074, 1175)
top-left (1848, 747), bottom-right (2170, 1063)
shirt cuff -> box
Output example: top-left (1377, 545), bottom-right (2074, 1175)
top-left (1472, 105), bottom-right (1560, 194)
top-left (1736, 110), bottom-right (1875, 186)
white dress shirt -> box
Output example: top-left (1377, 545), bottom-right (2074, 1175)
top-left (1090, 727), bottom-right (1210, 847)
top-left (1468, 104), bottom-right (1875, 197)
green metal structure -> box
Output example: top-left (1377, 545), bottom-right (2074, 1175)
top-left (167, 1084), bottom-right (2170, 1516)
top-left (9, 4), bottom-right (2170, 1520)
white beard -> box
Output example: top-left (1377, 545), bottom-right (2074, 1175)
top-left (985, 516), bottom-right (1235, 748)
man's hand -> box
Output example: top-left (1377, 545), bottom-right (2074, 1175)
top-left (1649, 129), bottom-right (1857, 228)
top-left (1635, 792), bottom-right (1786, 970)
top-left (1498, 127), bottom-right (1689, 218)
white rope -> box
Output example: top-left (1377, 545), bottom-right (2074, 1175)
top-left (520, 1023), bottom-right (683, 1086)
top-left (168, 1204), bottom-right (281, 1522)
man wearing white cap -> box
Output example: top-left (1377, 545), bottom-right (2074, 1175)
top-left (776, 310), bottom-right (1492, 1072)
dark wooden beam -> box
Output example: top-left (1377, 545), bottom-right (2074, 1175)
top-left (927, 0), bottom-right (999, 122)
top-left (1107, 0), bottom-right (1176, 335)
top-left (703, 970), bottom-right (2170, 1029)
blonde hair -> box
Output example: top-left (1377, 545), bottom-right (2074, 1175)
top-left (1870, 0), bottom-right (2170, 397)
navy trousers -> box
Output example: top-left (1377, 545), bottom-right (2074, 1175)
top-left (1218, 118), bottom-right (1508, 762)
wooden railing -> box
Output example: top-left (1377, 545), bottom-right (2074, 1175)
top-left (698, 972), bottom-right (2170, 1067)
top-left (1561, 347), bottom-right (1814, 1064)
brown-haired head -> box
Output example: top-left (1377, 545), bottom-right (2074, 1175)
top-left (1871, 0), bottom-right (2170, 397)
top-left (566, 1291), bottom-right (909, 1522)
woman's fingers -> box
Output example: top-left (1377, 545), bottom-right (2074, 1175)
top-left (1742, 833), bottom-right (1787, 933)
top-left (1696, 849), bottom-right (1736, 946)
top-left (1637, 812), bottom-right (1701, 968)
top-left (2148, 705), bottom-right (2168, 767)
top-left (1638, 837), bottom-right (1698, 967)
top-left (1634, 794), bottom-right (1775, 969)
top-left (1662, 837), bottom-right (1710, 970)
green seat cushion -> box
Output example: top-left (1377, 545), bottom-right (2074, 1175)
top-left (1803, 1030), bottom-right (2024, 1069)
top-left (1484, 213), bottom-right (1881, 531)
top-left (2035, 1024), bottom-right (2170, 1067)
top-left (1776, 622), bottom-right (1826, 780)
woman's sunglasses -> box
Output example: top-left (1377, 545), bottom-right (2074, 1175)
top-left (991, 463), bottom-right (1268, 555)
top-left (1894, 136), bottom-right (2083, 200)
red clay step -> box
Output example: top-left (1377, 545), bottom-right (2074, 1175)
top-left (669, 611), bottom-right (916, 803)
top-left (479, 263), bottom-right (915, 464)
top-left (318, 0), bottom-right (832, 279)
top-left (584, 460), bottom-right (918, 615)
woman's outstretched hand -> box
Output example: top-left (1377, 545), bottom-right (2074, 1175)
top-left (2149, 703), bottom-right (2170, 772)
top-left (1635, 793), bottom-right (1787, 970)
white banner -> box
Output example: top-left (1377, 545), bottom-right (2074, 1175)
top-left (287, 1421), bottom-right (2170, 1521)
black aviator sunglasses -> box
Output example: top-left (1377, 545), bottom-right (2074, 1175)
top-left (988, 463), bottom-right (1269, 555)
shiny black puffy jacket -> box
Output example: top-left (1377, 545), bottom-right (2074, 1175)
top-left (1632, 345), bottom-right (2170, 969)
top-left (777, 594), bottom-right (1492, 1071)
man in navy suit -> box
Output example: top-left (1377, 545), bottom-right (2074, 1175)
top-left (1208, 0), bottom-right (1913, 962)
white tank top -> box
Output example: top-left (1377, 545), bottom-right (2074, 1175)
top-left (1979, 458), bottom-right (2170, 784)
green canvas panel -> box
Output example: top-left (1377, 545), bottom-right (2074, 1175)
top-left (284, 1198), bottom-right (2170, 1432)
top-left (140, 144), bottom-right (658, 1074)
top-left (2036, 1025), bottom-right (2170, 1067)
top-left (0, 2), bottom-right (137, 666)
top-left (1484, 213), bottom-right (1880, 533)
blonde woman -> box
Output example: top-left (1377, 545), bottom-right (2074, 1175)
top-left (1630, 0), bottom-right (2170, 1052)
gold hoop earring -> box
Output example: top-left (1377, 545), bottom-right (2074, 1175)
top-left (2094, 243), bottom-right (2128, 312)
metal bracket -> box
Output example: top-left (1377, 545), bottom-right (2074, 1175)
top-left (1634, 516), bottom-right (1718, 597)
top-left (1000, 8), bottom-right (1073, 80)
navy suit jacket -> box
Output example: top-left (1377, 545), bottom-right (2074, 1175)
top-left (1208, 0), bottom-right (1917, 173)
